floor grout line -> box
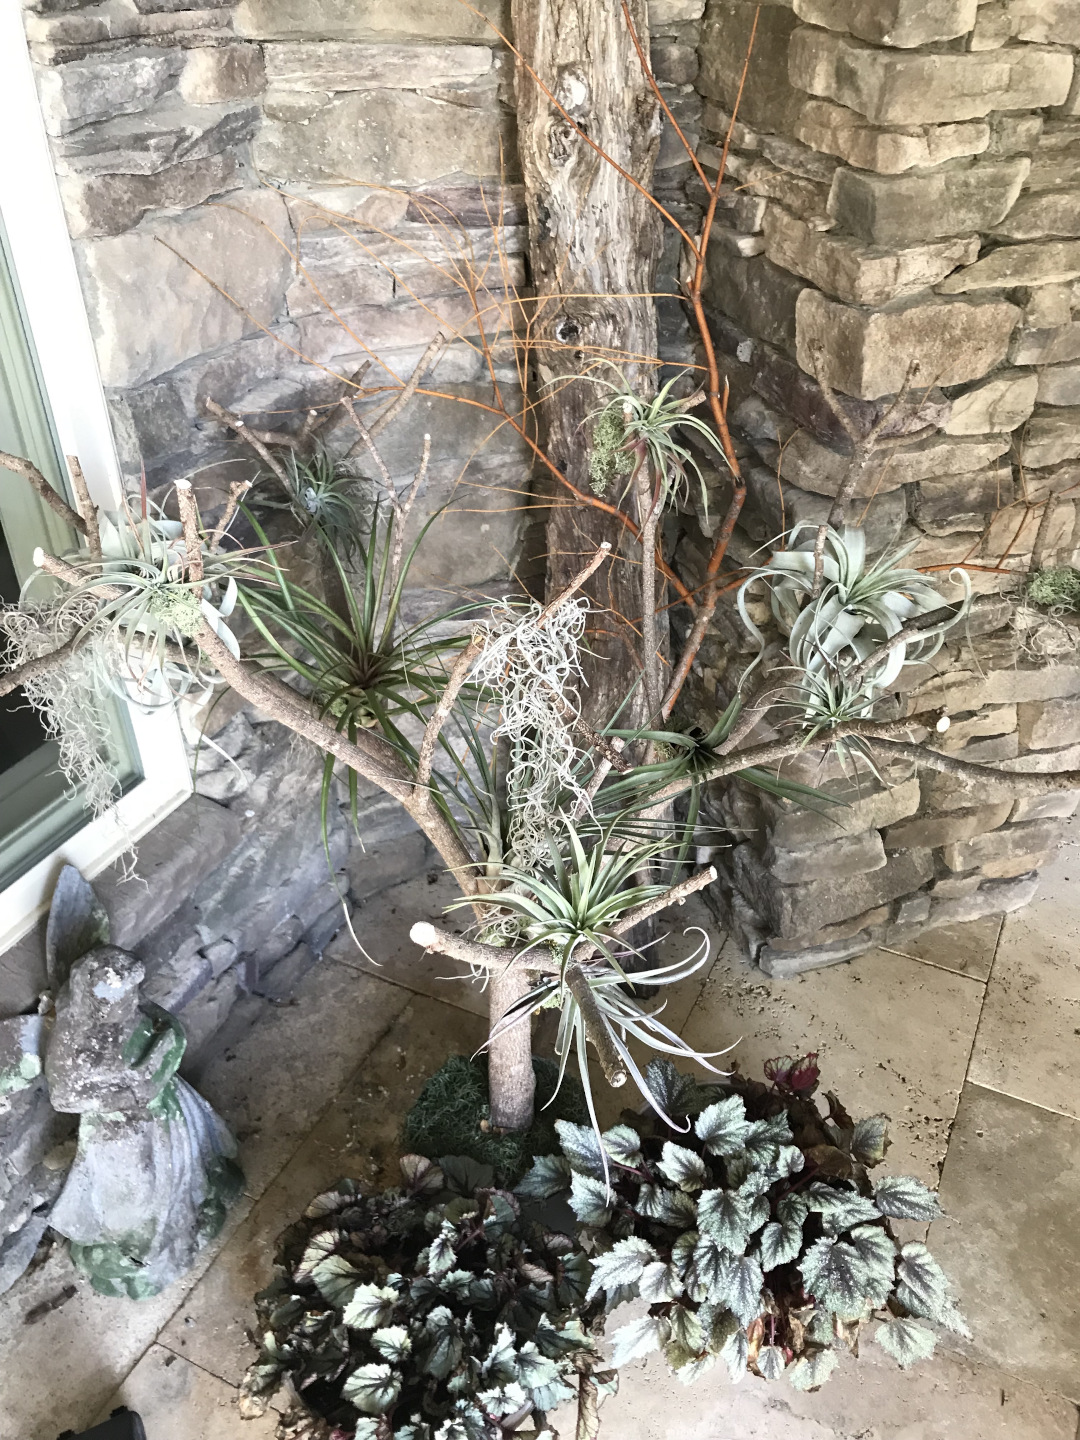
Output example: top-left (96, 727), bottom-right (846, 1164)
top-left (963, 1077), bottom-right (1080, 1126)
top-left (874, 943), bottom-right (991, 984)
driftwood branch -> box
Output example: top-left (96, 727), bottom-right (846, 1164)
top-left (409, 922), bottom-right (560, 976)
top-left (845, 604), bottom-right (961, 692)
top-left (65, 456), bottom-right (101, 562)
top-left (204, 399), bottom-right (294, 495)
top-left (0, 634), bottom-right (80, 698)
top-left (1, 451), bottom-right (87, 537)
top-left (415, 635), bottom-right (485, 797)
top-left (174, 480), bottom-right (204, 583)
top-left (209, 478), bottom-right (253, 550)
top-left (564, 961), bottom-right (628, 1087)
top-left (367, 332), bottom-right (447, 440)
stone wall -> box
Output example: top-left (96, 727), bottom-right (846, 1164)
top-left (685, 0), bottom-right (1080, 974)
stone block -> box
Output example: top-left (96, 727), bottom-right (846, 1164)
top-left (827, 159), bottom-right (1029, 247)
top-left (772, 427), bottom-right (1010, 499)
top-left (883, 803), bottom-right (1012, 852)
top-left (759, 774), bottom-right (921, 848)
top-left (235, 0), bottom-right (509, 41)
top-left (762, 205), bottom-right (978, 306)
top-left (743, 847), bottom-right (935, 938)
top-left (699, 2), bottom-right (803, 134)
top-left (994, 190), bottom-right (1080, 242)
top-left (705, 250), bottom-right (806, 353)
top-left (104, 796), bottom-right (243, 951)
top-left (1018, 697), bottom-right (1080, 751)
top-left (59, 151), bottom-right (241, 239)
top-left (1037, 362), bottom-right (1080, 407)
top-left (743, 162), bottom-right (832, 227)
top-left (927, 872), bottom-right (1039, 926)
top-left (1010, 323), bottom-right (1080, 367)
top-left (650, 0), bottom-right (705, 22)
top-left (263, 41), bottom-right (492, 91)
top-left (794, 99), bottom-right (988, 175)
top-left (986, 114), bottom-right (1044, 155)
top-left (929, 874), bottom-right (982, 900)
top-left (969, 0), bottom-right (1013, 47)
top-left (1024, 460), bottom-right (1080, 505)
top-left (939, 240), bottom-right (1080, 295)
top-left (766, 828), bottom-right (887, 884)
top-left (796, 290), bottom-right (1021, 401)
top-left (788, 29), bottom-right (1072, 126)
top-left (76, 190), bottom-right (292, 388)
top-left (741, 462), bottom-right (907, 550)
top-left (943, 819), bottom-right (1063, 876)
top-left (1010, 791), bottom-right (1080, 823)
top-left (652, 43), bottom-right (699, 85)
top-left (942, 372), bottom-right (1038, 435)
top-left (254, 89), bottom-right (509, 187)
top-left (54, 98), bottom-right (257, 179)
top-left (1008, 0), bottom-right (1080, 42)
top-left (37, 50), bottom-right (182, 136)
top-left (179, 43), bottom-right (265, 104)
top-left (936, 705), bottom-right (1017, 749)
top-left (758, 135), bottom-right (839, 185)
top-left (792, 0), bottom-right (977, 47)
top-left (1020, 410), bottom-right (1080, 469)
top-left (758, 931), bottom-right (876, 977)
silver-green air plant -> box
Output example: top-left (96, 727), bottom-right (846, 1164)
top-left (737, 525), bottom-right (968, 763)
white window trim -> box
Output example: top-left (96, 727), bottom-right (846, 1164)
top-left (0, 6), bottom-right (192, 952)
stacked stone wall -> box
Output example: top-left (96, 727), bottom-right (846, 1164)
top-left (685, 0), bottom-right (1080, 974)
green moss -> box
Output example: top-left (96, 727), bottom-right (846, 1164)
top-left (401, 1054), bottom-right (588, 1187)
top-left (588, 407), bottom-right (634, 496)
top-left (1027, 567), bottom-right (1080, 613)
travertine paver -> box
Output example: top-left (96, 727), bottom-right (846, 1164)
top-left (886, 913), bottom-right (1003, 980)
top-left (99, 1344), bottom-right (279, 1440)
top-left (681, 936), bottom-right (984, 1187)
top-left (579, 1335), bottom-right (1080, 1440)
top-left (968, 817), bottom-right (1080, 1115)
top-left (930, 1082), bottom-right (1080, 1403)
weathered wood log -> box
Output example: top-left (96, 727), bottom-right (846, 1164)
top-left (512, 0), bottom-right (666, 729)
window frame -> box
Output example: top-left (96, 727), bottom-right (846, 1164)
top-left (0, 9), bottom-right (192, 953)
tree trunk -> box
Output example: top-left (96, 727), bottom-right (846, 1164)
top-left (512, 0), bottom-right (665, 729)
top-left (487, 963), bottom-right (537, 1131)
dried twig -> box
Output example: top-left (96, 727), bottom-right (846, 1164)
top-left (209, 478), bottom-right (253, 550)
top-left (415, 634), bottom-right (485, 798)
top-left (409, 921), bottom-right (560, 976)
top-left (174, 480), bottom-right (204, 583)
top-left (1, 451), bottom-right (87, 537)
top-left (368, 332), bottom-right (447, 440)
top-left (844, 604), bottom-right (960, 692)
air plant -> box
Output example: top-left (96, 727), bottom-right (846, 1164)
top-left (737, 527), bottom-right (968, 751)
top-left (256, 445), bottom-right (368, 557)
top-left (586, 371), bottom-right (729, 510)
top-left (24, 495), bottom-right (255, 706)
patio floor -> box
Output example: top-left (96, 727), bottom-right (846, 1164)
top-left (2, 816), bottom-right (1078, 1440)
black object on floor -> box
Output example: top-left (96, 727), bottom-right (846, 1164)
top-left (57, 1407), bottom-right (147, 1440)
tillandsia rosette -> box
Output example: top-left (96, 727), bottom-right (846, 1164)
top-left (516, 1056), bottom-right (969, 1391)
top-left (241, 1155), bottom-right (608, 1439)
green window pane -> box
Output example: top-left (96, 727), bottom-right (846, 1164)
top-left (0, 216), bottom-right (141, 889)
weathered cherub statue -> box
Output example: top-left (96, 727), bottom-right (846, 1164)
top-left (40, 865), bottom-right (243, 1298)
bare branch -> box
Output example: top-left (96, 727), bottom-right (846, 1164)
top-left (410, 921), bottom-right (560, 976)
top-left (844, 604), bottom-right (960, 692)
top-left (209, 478), bottom-right (253, 550)
top-left (389, 432), bottom-right (431, 597)
top-left (342, 398), bottom-right (396, 497)
top-left (537, 540), bottom-right (611, 627)
top-left (0, 634), bottom-right (79, 698)
top-left (1, 451), bottom-right (87, 537)
top-left (368, 332), bottom-right (447, 439)
top-left (204, 399), bottom-right (294, 495)
top-left (35, 549), bottom-right (121, 599)
top-left (607, 864), bottom-right (718, 938)
top-left (65, 456), bottom-right (101, 562)
top-left (174, 480), bottom-right (204, 584)
top-left (415, 635), bottom-right (485, 798)
top-left (570, 738), bottom-right (625, 820)
top-left (564, 961), bottom-right (627, 1087)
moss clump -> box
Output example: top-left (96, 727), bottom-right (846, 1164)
top-left (588, 407), bottom-right (634, 496)
top-left (401, 1053), bottom-right (588, 1186)
top-left (1027, 567), bottom-right (1080, 613)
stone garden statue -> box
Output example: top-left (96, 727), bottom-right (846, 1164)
top-left (0, 865), bottom-right (242, 1299)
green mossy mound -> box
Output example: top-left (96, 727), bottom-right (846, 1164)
top-left (401, 1053), bottom-right (588, 1187)
top-left (1027, 566), bottom-right (1080, 612)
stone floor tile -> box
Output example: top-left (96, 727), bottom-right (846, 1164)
top-left (681, 938), bottom-right (984, 1189)
top-left (186, 956), bottom-right (412, 1193)
top-left (575, 1335), bottom-right (1079, 1439)
top-left (929, 1083), bottom-right (1080, 1403)
top-left (157, 995), bottom-right (487, 1392)
top-left (326, 868), bottom-right (487, 1016)
top-left (97, 1343), bottom-right (278, 1440)
top-left (888, 914), bottom-right (1003, 980)
top-left (967, 826), bottom-right (1080, 1116)
top-left (0, 1199), bottom-right (253, 1440)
